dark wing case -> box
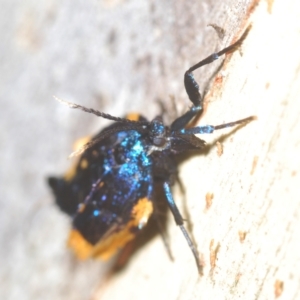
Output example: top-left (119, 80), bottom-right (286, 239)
top-left (48, 123), bottom-right (154, 259)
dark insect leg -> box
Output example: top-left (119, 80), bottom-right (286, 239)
top-left (163, 182), bottom-right (203, 275)
top-left (171, 25), bottom-right (251, 131)
top-left (152, 209), bottom-right (174, 261)
top-left (180, 116), bottom-right (255, 135)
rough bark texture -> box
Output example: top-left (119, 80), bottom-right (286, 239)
top-left (1, 0), bottom-right (299, 299)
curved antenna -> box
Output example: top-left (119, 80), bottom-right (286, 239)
top-left (53, 96), bottom-right (149, 125)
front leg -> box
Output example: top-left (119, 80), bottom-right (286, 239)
top-left (171, 25), bottom-right (251, 131)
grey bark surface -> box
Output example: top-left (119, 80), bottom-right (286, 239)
top-left (1, 0), bottom-right (299, 299)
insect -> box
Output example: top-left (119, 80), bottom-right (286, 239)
top-left (48, 26), bottom-right (254, 274)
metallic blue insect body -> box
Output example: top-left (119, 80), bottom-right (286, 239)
top-left (48, 26), bottom-right (253, 274)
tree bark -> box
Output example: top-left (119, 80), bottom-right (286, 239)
top-left (1, 0), bottom-right (299, 299)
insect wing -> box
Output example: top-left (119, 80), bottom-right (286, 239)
top-left (50, 128), bottom-right (154, 260)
